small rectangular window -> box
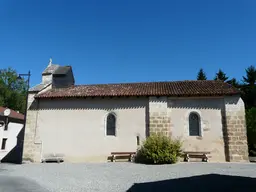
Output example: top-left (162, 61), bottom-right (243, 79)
top-left (136, 136), bottom-right (140, 146)
top-left (2, 117), bottom-right (8, 131)
top-left (1, 138), bottom-right (7, 150)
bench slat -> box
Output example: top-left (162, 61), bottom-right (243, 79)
top-left (111, 152), bottom-right (136, 155)
top-left (183, 151), bottom-right (210, 154)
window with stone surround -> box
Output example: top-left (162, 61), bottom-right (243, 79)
top-left (189, 112), bottom-right (201, 136)
top-left (106, 113), bottom-right (116, 136)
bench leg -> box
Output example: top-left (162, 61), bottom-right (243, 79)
top-left (111, 155), bottom-right (116, 162)
top-left (129, 154), bottom-right (135, 162)
top-left (205, 154), bottom-right (208, 162)
top-left (202, 154), bottom-right (208, 162)
top-left (184, 154), bottom-right (190, 162)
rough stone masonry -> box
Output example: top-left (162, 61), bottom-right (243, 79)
top-left (148, 96), bottom-right (249, 162)
top-left (223, 96), bottom-right (249, 162)
top-left (149, 97), bottom-right (172, 137)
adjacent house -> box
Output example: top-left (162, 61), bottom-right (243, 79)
top-left (0, 107), bottom-right (24, 124)
top-left (22, 59), bottom-right (249, 163)
top-left (0, 107), bottom-right (24, 163)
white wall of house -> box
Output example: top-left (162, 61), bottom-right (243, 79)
top-left (0, 121), bottom-right (23, 161)
top-left (168, 97), bottom-right (226, 162)
top-left (37, 97), bottom-right (148, 162)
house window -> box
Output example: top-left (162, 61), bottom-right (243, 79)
top-left (106, 113), bottom-right (116, 136)
top-left (3, 117), bottom-right (8, 131)
top-left (1, 138), bottom-right (7, 150)
top-left (189, 112), bottom-right (201, 136)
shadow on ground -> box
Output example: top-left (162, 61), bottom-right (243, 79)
top-left (0, 176), bottom-right (49, 192)
top-left (127, 174), bottom-right (256, 192)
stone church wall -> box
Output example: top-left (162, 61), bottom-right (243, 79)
top-left (22, 86), bottom-right (52, 163)
top-left (148, 97), bottom-right (171, 137)
top-left (223, 96), bottom-right (249, 162)
top-left (148, 96), bottom-right (249, 163)
top-left (25, 97), bottom-right (148, 163)
top-left (22, 93), bottom-right (42, 162)
top-left (23, 94), bottom-right (249, 163)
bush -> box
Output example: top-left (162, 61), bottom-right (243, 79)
top-left (246, 107), bottom-right (256, 156)
top-left (249, 144), bottom-right (256, 157)
top-left (134, 132), bottom-right (182, 164)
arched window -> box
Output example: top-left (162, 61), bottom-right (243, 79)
top-left (189, 112), bottom-right (200, 136)
top-left (106, 113), bottom-right (116, 136)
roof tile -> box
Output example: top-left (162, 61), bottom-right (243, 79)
top-left (35, 80), bottom-right (240, 99)
top-left (42, 64), bottom-right (59, 75)
top-left (0, 107), bottom-right (24, 120)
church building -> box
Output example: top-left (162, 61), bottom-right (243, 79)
top-left (22, 59), bottom-right (249, 163)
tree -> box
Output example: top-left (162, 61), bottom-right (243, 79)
top-left (197, 68), bottom-right (207, 80)
top-left (226, 78), bottom-right (240, 88)
top-left (243, 65), bottom-right (256, 86)
top-left (214, 69), bottom-right (229, 82)
top-left (240, 65), bottom-right (256, 109)
top-left (246, 108), bottom-right (256, 156)
top-left (0, 67), bottom-right (27, 113)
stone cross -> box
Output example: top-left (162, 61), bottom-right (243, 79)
top-left (49, 58), bottom-right (52, 65)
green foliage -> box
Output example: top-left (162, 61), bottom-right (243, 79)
top-left (249, 144), bottom-right (256, 157)
top-left (226, 78), bottom-right (240, 88)
top-left (241, 84), bottom-right (256, 109)
top-left (197, 68), bottom-right (207, 80)
top-left (246, 108), bottom-right (256, 156)
top-left (241, 65), bottom-right (256, 109)
top-left (243, 65), bottom-right (256, 86)
top-left (0, 67), bottom-right (27, 113)
top-left (214, 69), bottom-right (229, 82)
top-left (135, 133), bottom-right (182, 164)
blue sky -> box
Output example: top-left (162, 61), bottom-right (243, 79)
top-left (0, 0), bottom-right (256, 87)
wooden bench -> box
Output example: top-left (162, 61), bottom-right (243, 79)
top-left (183, 151), bottom-right (211, 162)
top-left (111, 152), bottom-right (136, 162)
top-left (41, 153), bottom-right (64, 163)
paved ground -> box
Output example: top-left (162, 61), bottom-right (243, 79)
top-left (0, 162), bottom-right (256, 192)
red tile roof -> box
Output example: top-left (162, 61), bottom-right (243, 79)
top-left (35, 80), bottom-right (241, 99)
top-left (0, 107), bottom-right (25, 120)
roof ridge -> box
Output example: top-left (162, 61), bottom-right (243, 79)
top-left (73, 80), bottom-right (217, 87)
